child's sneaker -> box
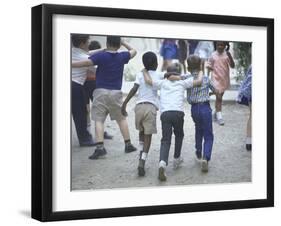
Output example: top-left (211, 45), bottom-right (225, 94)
top-left (217, 118), bottom-right (225, 126)
top-left (125, 143), bottom-right (137, 153)
top-left (246, 144), bottom-right (252, 151)
top-left (173, 157), bottom-right (184, 169)
top-left (201, 158), bottom-right (209, 172)
top-left (138, 159), bottom-right (145, 176)
top-left (158, 161), bottom-right (167, 181)
top-left (89, 147), bottom-right (107, 160)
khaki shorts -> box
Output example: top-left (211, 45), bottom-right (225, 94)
top-left (91, 88), bottom-right (126, 122)
top-left (134, 103), bottom-right (157, 135)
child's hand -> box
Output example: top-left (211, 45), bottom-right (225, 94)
top-left (167, 75), bottom-right (181, 81)
top-left (121, 104), bottom-right (128, 117)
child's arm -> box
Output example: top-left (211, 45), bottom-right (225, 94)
top-left (121, 40), bottom-right (137, 59)
top-left (226, 51), bottom-right (235, 68)
top-left (121, 84), bottom-right (140, 116)
top-left (88, 48), bottom-right (104, 56)
top-left (72, 59), bottom-right (93, 68)
top-left (142, 69), bottom-right (153, 86)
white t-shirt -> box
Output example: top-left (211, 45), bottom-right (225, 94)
top-left (135, 70), bottom-right (164, 109)
top-left (72, 47), bottom-right (91, 85)
top-left (153, 78), bottom-right (194, 114)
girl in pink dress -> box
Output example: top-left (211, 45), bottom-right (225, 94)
top-left (207, 41), bottom-right (235, 125)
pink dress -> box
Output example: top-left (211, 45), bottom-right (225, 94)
top-left (208, 51), bottom-right (231, 93)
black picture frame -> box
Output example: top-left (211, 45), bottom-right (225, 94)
top-left (31, 3), bottom-right (274, 222)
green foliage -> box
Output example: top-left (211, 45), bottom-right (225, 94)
top-left (233, 42), bottom-right (252, 82)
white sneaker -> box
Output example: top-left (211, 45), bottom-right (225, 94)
top-left (173, 157), bottom-right (184, 169)
top-left (217, 118), bottom-right (225, 126)
top-left (201, 159), bottom-right (209, 172)
top-left (212, 112), bottom-right (217, 122)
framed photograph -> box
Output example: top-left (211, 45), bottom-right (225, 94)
top-left (32, 4), bottom-right (274, 222)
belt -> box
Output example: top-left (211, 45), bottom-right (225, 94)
top-left (191, 101), bottom-right (209, 105)
top-left (137, 102), bottom-right (154, 105)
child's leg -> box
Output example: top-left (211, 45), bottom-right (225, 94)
top-left (191, 105), bottom-right (204, 158)
top-left (172, 112), bottom-right (185, 159)
top-left (95, 121), bottom-right (105, 143)
top-left (116, 119), bottom-right (130, 141)
top-left (215, 92), bottom-right (224, 113)
top-left (139, 131), bottom-right (144, 145)
top-left (201, 104), bottom-right (214, 161)
top-left (215, 92), bottom-right (225, 125)
top-left (159, 112), bottom-right (173, 165)
top-left (246, 103), bottom-right (252, 150)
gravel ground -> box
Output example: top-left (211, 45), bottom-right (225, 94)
top-left (71, 99), bottom-right (251, 191)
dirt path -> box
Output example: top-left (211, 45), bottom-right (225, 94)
top-left (71, 99), bottom-right (251, 190)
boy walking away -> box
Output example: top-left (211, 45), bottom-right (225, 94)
top-left (143, 63), bottom-right (203, 181)
top-left (84, 40), bottom-right (113, 140)
top-left (121, 52), bottom-right (164, 176)
top-left (185, 55), bottom-right (219, 172)
top-left (72, 36), bottom-right (137, 159)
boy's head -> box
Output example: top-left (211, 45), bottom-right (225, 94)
top-left (187, 55), bottom-right (201, 72)
top-left (72, 34), bottom-right (90, 50)
top-left (106, 36), bottom-right (121, 50)
top-left (142, 51), bottom-right (158, 71)
top-left (88, 40), bottom-right (101, 51)
top-left (166, 63), bottom-right (182, 74)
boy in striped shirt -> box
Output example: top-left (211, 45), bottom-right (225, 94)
top-left (184, 55), bottom-right (218, 172)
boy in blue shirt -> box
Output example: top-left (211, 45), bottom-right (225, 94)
top-left (72, 36), bottom-right (137, 159)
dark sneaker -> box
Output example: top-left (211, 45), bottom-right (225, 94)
top-left (138, 159), bottom-right (145, 176)
top-left (89, 148), bottom-right (107, 160)
top-left (201, 158), bottom-right (209, 172)
top-left (80, 139), bottom-right (96, 147)
top-left (104, 131), bottom-right (113, 140)
top-left (246, 144), bottom-right (252, 151)
top-left (195, 150), bottom-right (202, 162)
top-left (125, 143), bottom-right (137, 153)
top-left (158, 167), bottom-right (167, 181)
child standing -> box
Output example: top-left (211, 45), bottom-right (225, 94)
top-left (143, 63), bottom-right (203, 181)
top-left (72, 36), bottom-right (137, 159)
top-left (121, 52), bottom-right (164, 176)
top-left (160, 39), bottom-right (178, 71)
top-left (185, 55), bottom-right (218, 172)
top-left (71, 34), bottom-right (97, 147)
top-left (237, 65), bottom-right (252, 151)
top-left (207, 41), bottom-right (235, 125)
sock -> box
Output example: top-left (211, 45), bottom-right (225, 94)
top-left (216, 111), bottom-right (222, 120)
top-left (159, 160), bottom-right (167, 168)
top-left (141, 152), bottom-right (148, 160)
top-left (96, 142), bottom-right (104, 149)
top-left (246, 137), bottom-right (252, 144)
top-left (124, 139), bottom-right (131, 145)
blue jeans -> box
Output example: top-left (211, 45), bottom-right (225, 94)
top-left (159, 111), bottom-right (184, 165)
top-left (191, 102), bottom-right (213, 161)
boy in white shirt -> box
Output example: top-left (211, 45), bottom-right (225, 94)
top-left (121, 52), bottom-right (164, 176)
top-left (143, 63), bottom-right (203, 181)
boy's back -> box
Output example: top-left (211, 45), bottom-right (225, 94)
top-left (155, 78), bottom-right (193, 113)
top-left (135, 70), bottom-right (164, 108)
top-left (89, 51), bottom-right (130, 90)
top-left (186, 73), bottom-right (215, 104)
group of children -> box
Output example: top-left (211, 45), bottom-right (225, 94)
top-left (72, 35), bottom-right (239, 182)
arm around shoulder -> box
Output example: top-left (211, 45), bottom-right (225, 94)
top-left (72, 59), bottom-right (93, 68)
